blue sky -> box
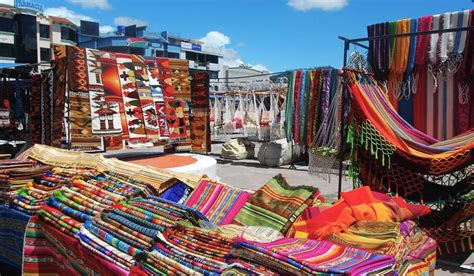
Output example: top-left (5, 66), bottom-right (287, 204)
top-left (5, 0), bottom-right (473, 71)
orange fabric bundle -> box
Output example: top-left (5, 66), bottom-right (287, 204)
top-left (292, 186), bottom-right (430, 240)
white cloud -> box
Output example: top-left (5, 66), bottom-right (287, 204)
top-left (114, 16), bottom-right (147, 27)
top-left (288, 0), bottom-right (348, 11)
top-left (200, 31), bottom-right (230, 48)
top-left (67, 0), bottom-right (111, 10)
top-left (251, 64), bottom-right (269, 72)
top-left (199, 31), bottom-right (270, 72)
top-left (0, 0), bottom-right (14, 6)
top-left (44, 6), bottom-right (95, 25)
top-left (99, 25), bottom-right (115, 34)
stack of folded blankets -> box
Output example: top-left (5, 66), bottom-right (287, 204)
top-left (0, 159), bottom-right (52, 205)
top-left (9, 172), bottom-right (69, 214)
top-left (228, 237), bottom-right (396, 275)
top-left (136, 224), bottom-right (233, 274)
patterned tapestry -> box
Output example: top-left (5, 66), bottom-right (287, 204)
top-left (146, 60), bottom-right (169, 139)
top-left (66, 46), bottom-right (103, 152)
top-left (52, 59), bottom-right (67, 147)
top-left (168, 59), bottom-right (191, 100)
top-left (190, 72), bottom-right (211, 153)
top-left (40, 69), bottom-right (53, 146)
top-left (30, 75), bottom-right (41, 144)
top-left (132, 55), bottom-right (160, 141)
top-left (156, 58), bottom-right (189, 143)
top-left (116, 54), bottom-right (147, 142)
top-left (86, 49), bottom-right (122, 136)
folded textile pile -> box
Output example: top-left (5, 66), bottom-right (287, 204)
top-left (137, 225), bottom-right (233, 274)
top-left (185, 179), bottom-right (251, 225)
top-left (0, 161), bottom-right (52, 205)
top-left (327, 220), bottom-right (437, 274)
top-left (229, 237), bottom-right (395, 275)
top-left (37, 171), bottom-right (149, 238)
top-left (77, 196), bottom-right (206, 271)
top-left (292, 186), bottom-right (431, 240)
top-left (233, 174), bottom-right (319, 234)
top-left (9, 172), bottom-right (68, 214)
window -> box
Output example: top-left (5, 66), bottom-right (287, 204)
top-left (197, 53), bottom-right (205, 63)
top-left (208, 71), bottom-right (218, 79)
top-left (40, 48), bottom-right (50, 61)
top-left (0, 17), bottom-right (15, 33)
top-left (185, 51), bottom-right (197, 61)
top-left (156, 50), bottom-right (165, 57)
top-left (61, 26), bottom-right (77, 42)
top-left (207, 55), bottom-right (218, 64)
top-left (168, 52), bottom-right (179, 59)
top-left (39, 24), bottom-right (50, 38)
top-left (0, 43), bottom-right (15, 58)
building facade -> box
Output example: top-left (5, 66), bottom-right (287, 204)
top-left (0, 2), bottom-right (78, 66)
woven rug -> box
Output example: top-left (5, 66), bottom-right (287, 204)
top-left (132, 55), bottom-right (160, 141)
top-left (190, 72), bottom-right (211, 153)
top-left (67, 46), bottom-right (88, 93)
top-left (233, 174), bottom-right (318, 234)
top-left (146, 60), bottom-right (169, 140)
top-left (30, 75), bottom-right (42, 144)
top-left (168, 59), bottom-right (191, 100)
top-left (52, 59), bottom-right (67, 147)
top-left (116, 54), bottom-right (147, 142)
top-left (86, 48), bottom-right (123, 136)
top-left (40, 69), bottom-right (53, 146)
top-left (68, 91), bottom-right (103, 152)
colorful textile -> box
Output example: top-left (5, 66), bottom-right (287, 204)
top-left (116, 53), bottom-right (147, 142)
top-left (132, 55), bottom-right (160, 141)
top-left (185, 179), bottom-right (251, 225)
top-left (0, 206), bottom-right (31, 268)
top-left (231, 237), bottom-right (395, 275)
top-left (168, 59), bottom-right (191, 100)
top-left (87, 48), bottom-right (124, 137)
top-left (68, 91), bottom-right (103, 151)
top-left (190, 72), bottom-right (211, 153)
top-left (159, 180), bottom-right (191, 203)
top-left (292, 186), bottom-right (431, 240)
top-left (233, 174), bottom-right (318, 233)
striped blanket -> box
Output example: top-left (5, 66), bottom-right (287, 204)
top-left (185, 179), bottom-right (250, 225)
top-left (233, 174), bottom-right (318, 234)
top-left (231, 237), bottom-right (395, 275)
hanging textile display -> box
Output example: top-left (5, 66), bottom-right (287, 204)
top-left (66, 46), bottom-right (103, 152)
top-left (115, 54), bottom-right (147, 143)
top-left (40, 69), bottom-right (53, 146)
top-left (367, 9), bottom-right (474, 140)
top-left (155, 58), bottom-right (183, 142)
top-left (190, 72), bottom-right (211, 153)
top-left (285, 67), bottom-right (343, 160)
top-left (29, 75), bottom-right (41, 144)
top-left (132, 55), bottom-right (161, 141)
top-left (52, 59), bottom-right (67, 147)
top-left (146, 60), bottom-right (170, 140)
top-left (346, 70), bottom-right (473, 255)
top-left (86, 49), bottom-right (123, 137)
top-left (168, 59), bottom-right (191, 100)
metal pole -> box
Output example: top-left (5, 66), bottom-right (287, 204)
top-left (337, 40), bottom-right (349, 199)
